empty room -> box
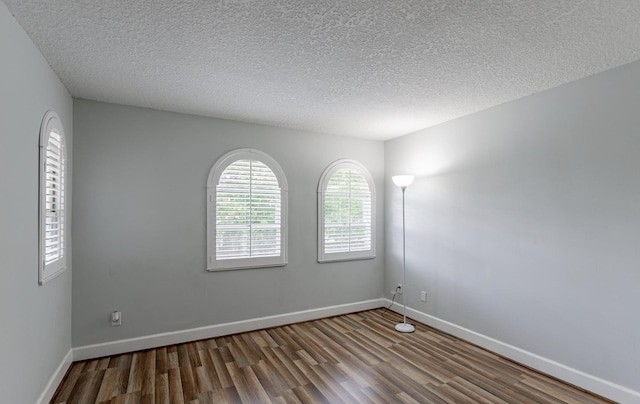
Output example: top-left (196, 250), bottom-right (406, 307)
top-left (1, 1), bottom-right (639, 403)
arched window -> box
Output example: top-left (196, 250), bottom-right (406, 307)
top-left (318, 159), bottom-right (375, 262)
top-left (39, 111), bottom-right (67, 284)
top-left (207, 149), bottom-right (288, 271)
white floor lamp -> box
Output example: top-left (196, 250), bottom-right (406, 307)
top-left (393, 175), bottom-right (415, 333)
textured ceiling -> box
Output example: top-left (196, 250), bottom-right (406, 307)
top-left (4, 0), bottom-right (640, 140)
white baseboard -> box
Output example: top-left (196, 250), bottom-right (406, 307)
top-left (386, 299), bottom-right (640, 404)
top-left (73, 298), bottom-right (384, 361)
top-left (71, 298), bottom-right (639, 403)
top-left (37, 348), bottom-right (72, 404)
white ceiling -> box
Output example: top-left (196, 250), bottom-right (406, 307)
top-left (5, 0), bottom-right (640, 140)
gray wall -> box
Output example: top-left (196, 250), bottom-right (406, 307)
top-left (385, 60), bottom-right (640, 392)
top-left (6, 0), bottom-right (637, 393)
top-left (0, 2), bottom-right (73, 403)
top-left (72, 99), bottom-right (384, 346)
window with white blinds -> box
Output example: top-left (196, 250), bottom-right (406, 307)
top-left (39, 111), bottom-right (67, 284)
top-left (318, 159), bottom-right (376, 262)
top-left (207, 149), bottom-right (288, 271)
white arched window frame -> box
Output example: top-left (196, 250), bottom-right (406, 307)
top-left (318, 159), bottom-right (376, 263)
top-left (207, 149), bottom-right (288, 271)
top-left (39, 110), bottom-right (67, 284)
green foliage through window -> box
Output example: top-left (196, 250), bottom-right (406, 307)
top-left (324, 168), bottom-right (372, 253)
top-left (216, 160), bottom-right (281, 259)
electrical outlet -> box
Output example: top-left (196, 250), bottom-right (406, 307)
top-left (421, 291), bottom-right (427, 302)
top-left (397, 283), bottom-right (402, 294)
top-left (111, 310), bottom-right (122, 326)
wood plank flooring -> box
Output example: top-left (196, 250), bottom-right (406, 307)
top-left (51, 309), bottom-right (612, 403)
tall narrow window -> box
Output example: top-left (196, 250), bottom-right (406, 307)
top-left (318, 159), bottom-right (376, 262)
top-left (207, 149), bottom-right (288, 271)
top-left (39, 111), bottom-right (67, 284)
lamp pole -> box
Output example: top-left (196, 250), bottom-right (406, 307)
top-left (393, 175), bottom-right (415, 333)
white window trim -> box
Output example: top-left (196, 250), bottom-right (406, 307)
top-left (318, 159), bottom-right (376, 263)
top-left (206, 148), bottom-right (288, 271)
top-left (39, 110), bottom-right (67, 284)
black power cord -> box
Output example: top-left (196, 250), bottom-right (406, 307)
top-left (382, 285), bottom-right (402, 321)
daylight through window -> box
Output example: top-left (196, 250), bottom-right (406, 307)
top-left (207, 149), bottom-right (288, 270)
top-left (39, 111), bottom-right (67, 284)
top-left (318, 160), bottom-right (375, 262)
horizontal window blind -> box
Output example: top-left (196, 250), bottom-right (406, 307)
top-left (324, 168), bottom-right (372, 254)
top-left (216, 159), bottom-right (281, 259)
top-left (44, 130), bottom-right (65, 265)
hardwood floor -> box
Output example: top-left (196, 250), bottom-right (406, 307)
top-left (52, 309), bottom-right (611, 403)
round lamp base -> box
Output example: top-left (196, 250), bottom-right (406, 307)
top-left (395, 322), bottom-right (415, 333)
